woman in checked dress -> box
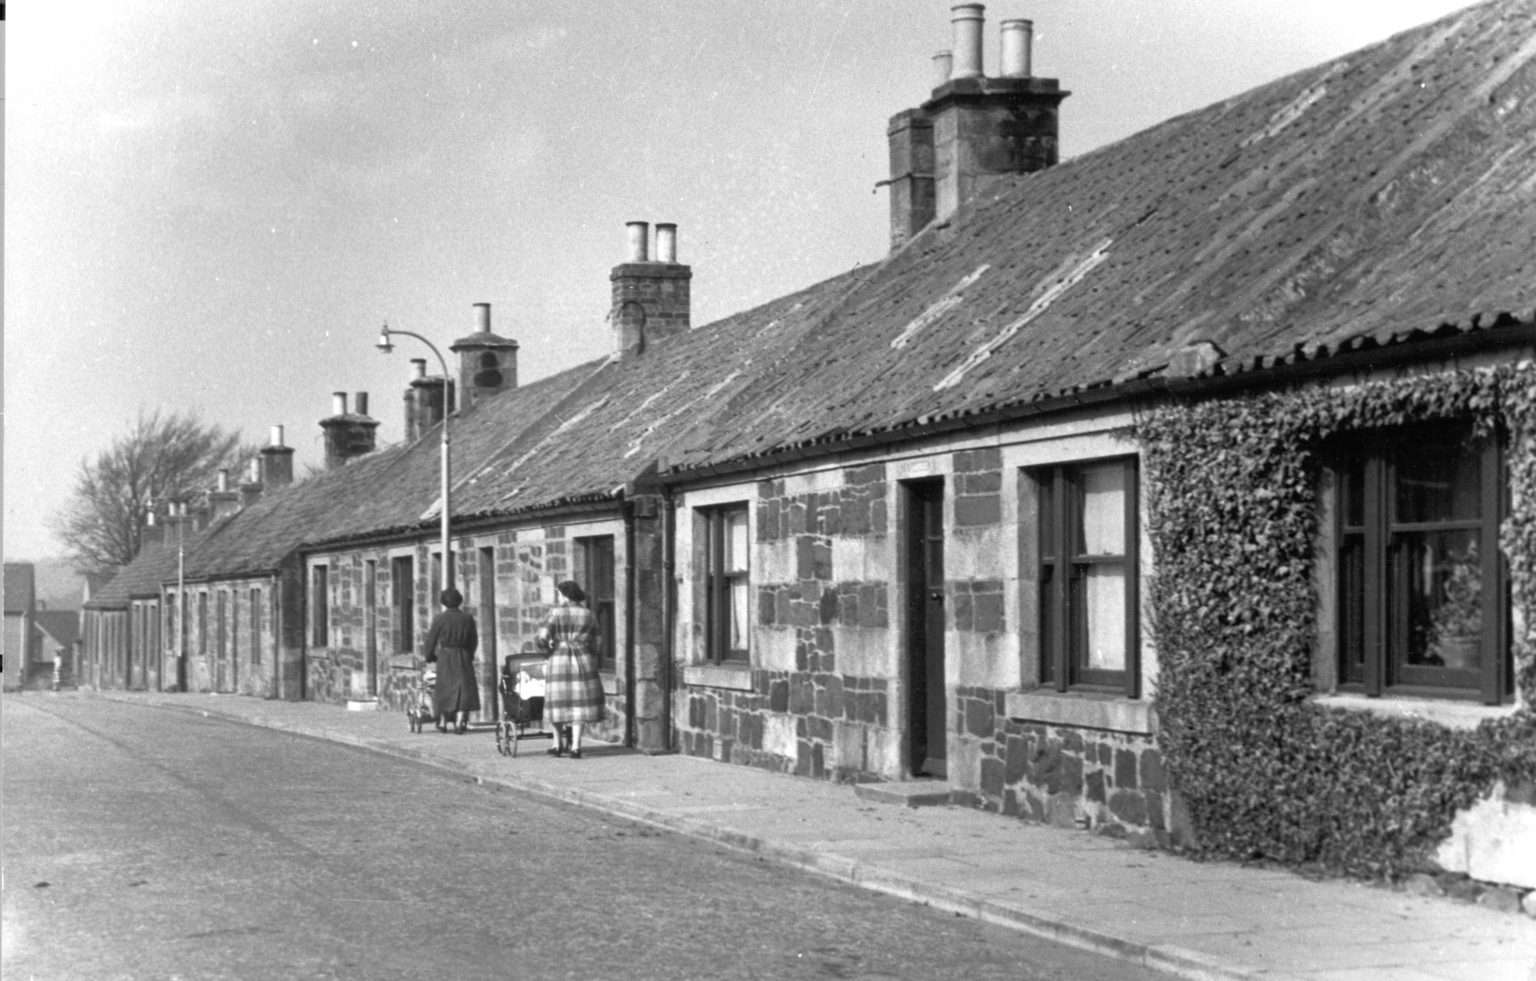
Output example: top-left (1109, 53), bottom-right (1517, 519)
top-left (538, 579), bottom-right (603, 758)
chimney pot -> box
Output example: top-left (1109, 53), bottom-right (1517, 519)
top-left (269, 424), bottom-right (285, 447)
top-left (1000, 19), bottom-right (1032, 77)
top-left (355, 391), bottom-right (370, 418)
top-left (332, 392), bottom-right (348, 416)
top-left (247, 458), bottom-right (261, 483)
top-left (949, 3), bottom-right (985, 79)
top-left (474, 302), bottom-right (491, 333)
top-left (217, 469), bottom-right (229, 493)
top-left (411, 358), bottom-right (427, 380)
top-left (932, 50), bottom-right (953, 87)
top-left (625, 221), bottom-right (650, 262)
top-left (655, 223), bottom-right (678, 263)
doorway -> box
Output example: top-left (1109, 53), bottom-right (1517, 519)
top-left (903, 479), bottom-right (947, 778)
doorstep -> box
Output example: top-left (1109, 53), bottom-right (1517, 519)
top-left (853, 779), bottom-right (952, 808)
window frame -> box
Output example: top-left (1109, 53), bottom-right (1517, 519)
top-left (311, 565), bottom-right (329, 647)
top-left (1332, 422), bottom-right (1509, 704)
top-left (391, 555), bottom-right (415, 654)
top-left (1033, 456), bottom-right (1140, 697)
top-left (249, 588), bottom-right (262, 665)
top-left (702, 504), bottom-right (751, 664)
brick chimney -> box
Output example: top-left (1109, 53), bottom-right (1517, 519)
top-left (450, 302), bottom-right (519, 410)
top-left (886, 5), bottom-right (1067, 249)
top-left (319, 391), bottom-right (379, 469)
top-left (611, 221), bottom-right (691, 359)
top-left (259, 425), bottom-right (295, 489)
top-left (405, 360), bottom-right (453, 442)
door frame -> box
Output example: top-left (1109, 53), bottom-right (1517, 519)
top-left (901, 478), bottom-right (947, 779)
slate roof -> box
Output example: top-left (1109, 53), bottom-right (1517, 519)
top-left (35, 610), bottom-right (80, 651)
top-left (83, 541), bottom-right (184, 608)
top-left (163, 0), bottom-right (1536, 579)
top-left (447, 272), bottom-right (863, 518)
top-left (664, 0), bottom-right (1536, 472)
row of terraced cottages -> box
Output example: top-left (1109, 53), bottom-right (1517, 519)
top-left (86, 2), bottom-right (1534, 889)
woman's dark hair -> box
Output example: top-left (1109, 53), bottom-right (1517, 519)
top-left (440, 588), bottom-right (463, 609)
top-left (555, 579), bottom-right (587, 604)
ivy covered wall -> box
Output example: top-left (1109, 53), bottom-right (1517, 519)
top-left (1136, 362), bottom-right (1536, 878)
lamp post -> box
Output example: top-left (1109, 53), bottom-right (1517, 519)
top-left (376, 322), bottom-right (454, 591)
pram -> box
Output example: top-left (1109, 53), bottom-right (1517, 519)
top-left (496, 654), bottom-right (549, 756)
top-left (406, 667), bottom-right (443, 733)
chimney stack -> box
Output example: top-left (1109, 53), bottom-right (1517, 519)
top-left (611, 221), bottom-right (692, 360)
top-left (450, 301), bottom-right (519, 410)
top-left (885, 3), bottom-right (1067, 251)
top-left (240, 457), bottom-right (263, 508)
top-left (405, 359), bottom-right (452, 442)
top-left (320, 390), bottom-right (379, 469)
top-left (259, 425), bottom-right (295, 489)
top-left (209, 467), bottom-right (242, 522)
top-left (140, 508), bottom-right (166, 552)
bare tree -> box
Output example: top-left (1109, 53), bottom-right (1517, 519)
top-left (50, 410), bottom-right (256, 574)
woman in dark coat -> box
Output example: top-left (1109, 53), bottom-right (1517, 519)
top-left (423, 588), bottom-right (480, 734)
top-left (538, 580), bottom-right (603, 758)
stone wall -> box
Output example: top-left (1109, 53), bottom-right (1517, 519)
top-left (675, 463), bottom-right (900, 781)
top-left (955, 682), bottom-right (1177, 845)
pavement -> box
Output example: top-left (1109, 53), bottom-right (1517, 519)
top-left (82, 689), bottom-right (1536, 981)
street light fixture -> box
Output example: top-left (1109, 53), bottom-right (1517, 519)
top-left (376, 322), bottom-right (454, 592)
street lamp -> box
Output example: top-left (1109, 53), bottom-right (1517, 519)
top-left (153, 499), bottom-right (188, 692)
top-left (376, 322), bottom-right (454, 591)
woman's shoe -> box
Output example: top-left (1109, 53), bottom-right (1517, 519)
top-left (435, 721), bottom-right (448, 733)
top-left (546, 746), bottom-right (565, 757)
top-left (455, 723), bottom-right (468, 735)
top-left (569, 749), bottom-right (583, 760)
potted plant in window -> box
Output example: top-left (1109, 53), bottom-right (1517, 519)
top-left (1428, 543), bottom-right (1481, 671)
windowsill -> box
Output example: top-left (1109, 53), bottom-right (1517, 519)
top-left (1005, 689), bottom-right (1157, 735)
top-left (1313, 692), bottom-right (1521, 731)
top-left (683, 662), bottom-right (754, 691)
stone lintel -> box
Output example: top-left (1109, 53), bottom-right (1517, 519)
top-left (682, 662), bottom-right (754, 692)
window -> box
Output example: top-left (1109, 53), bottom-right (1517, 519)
top-left (1034, 458), bottom-right (1139, 695)
top-left (703, 505), bottom-right (750, 663)
top-left (198, 592), bottom-right (209, 657)
top-left (1334, 423), bottom-right (1508, 702)
top-left (576, 536), bottom-right (617, 672)
top-left (391, 556), bottom-right (415, 653)
top-left (311, 566), bottom-right (329, 647)
top-left (249, 588), bottom-right (262, 665)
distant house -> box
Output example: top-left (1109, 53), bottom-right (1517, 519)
top-left (4, 563), bottom-right (40, 689)
top-left (89, 0), bottom-right (1535, 890)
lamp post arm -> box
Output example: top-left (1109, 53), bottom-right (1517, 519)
top-left (377, 324), bottom-right (455, 591)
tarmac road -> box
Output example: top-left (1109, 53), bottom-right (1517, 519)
top-left (2, 695), bottom-right (1162, 980)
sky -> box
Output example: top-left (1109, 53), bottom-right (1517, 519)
top-left (2, 0), bottom-right (1480, 562)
